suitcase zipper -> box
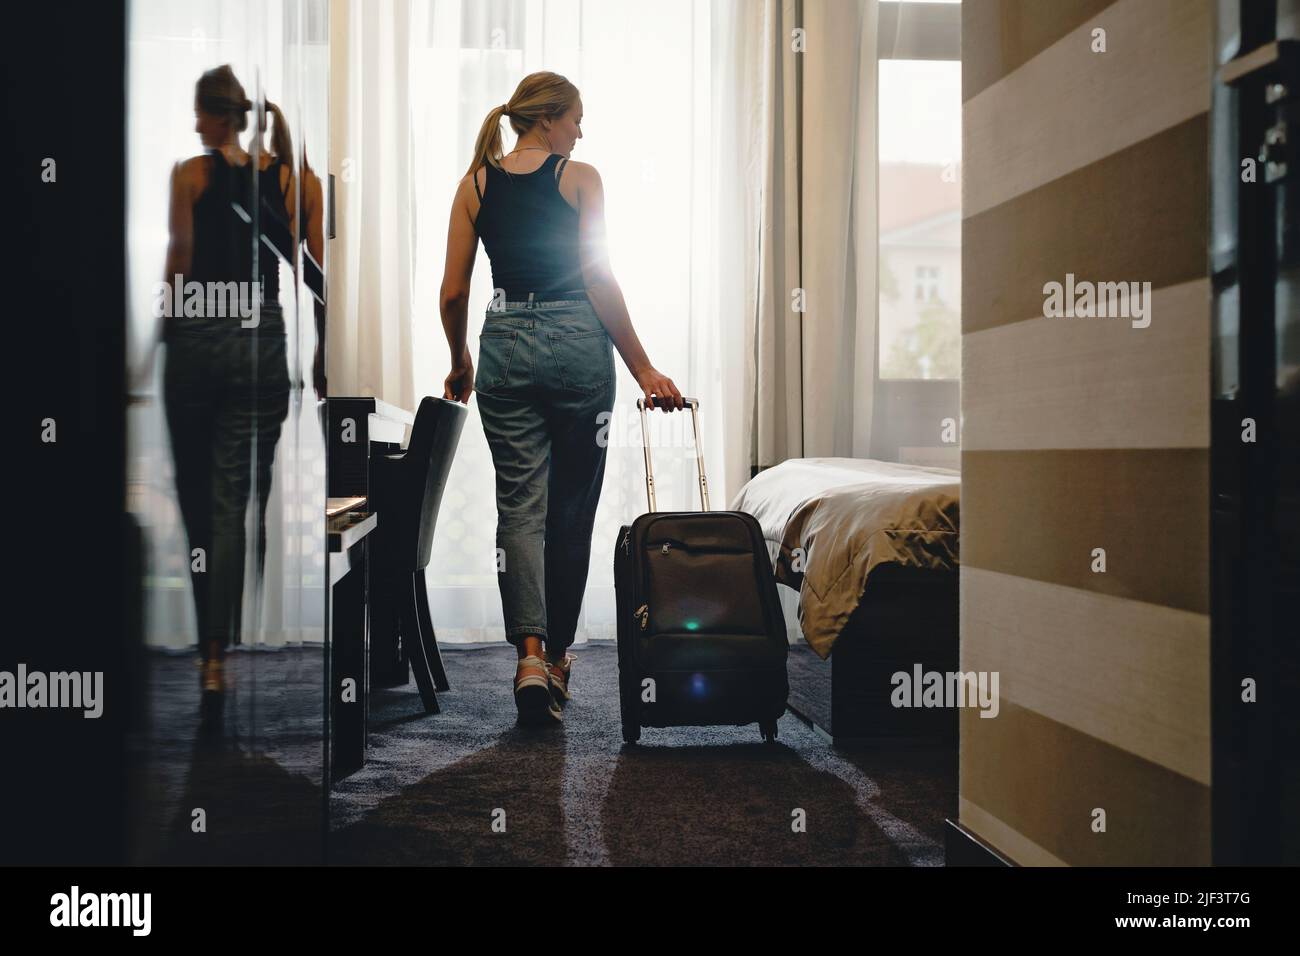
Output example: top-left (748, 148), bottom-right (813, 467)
top-left (622, 527), bottom-right (647, 631)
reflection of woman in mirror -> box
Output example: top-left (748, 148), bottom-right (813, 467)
top-left (251, 89), bottom-right (327, 401)
top-left (159, 64), bottom-right (294, 723)
top-left (251, 97), bottom-right (328, 400)
top-left (299, 154), bottom-right (327, 399)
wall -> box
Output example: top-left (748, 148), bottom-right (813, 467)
top-left (959, 0), bottom-right (1212, 865)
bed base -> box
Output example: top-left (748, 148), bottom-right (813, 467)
top-left (786, 566), bottom-right (959, 747)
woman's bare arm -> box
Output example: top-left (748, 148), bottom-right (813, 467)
top-left (573, 162), bottom-right (682, 411)
top-left (303, 168), bottom-right (324, 266)
top-left (439, 174), bottom-right (479, 403)
top-left (163, 159), bottom-right (195, 280)
top-left (302, 167), bottom-right (327, 398)
top-left (133, 161), bottom-right (196, 393)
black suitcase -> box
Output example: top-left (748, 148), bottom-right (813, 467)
top-left (614, 397), bottom-right (789, 744)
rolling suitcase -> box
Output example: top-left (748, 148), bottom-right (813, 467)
top-left (614, 397), bottom-right (789, 744)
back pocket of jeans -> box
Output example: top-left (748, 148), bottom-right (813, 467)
top-left (475, 330), bottom-right (518, 393)
top-left (547, 329), bottom-right (611, 392)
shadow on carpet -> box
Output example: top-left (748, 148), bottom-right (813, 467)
top-left (329, 642), bottom-right (955, 866)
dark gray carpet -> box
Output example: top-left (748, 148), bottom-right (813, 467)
top-left (127, 648), bottom-right (326, 865)
top-left (330, 642), bottom-right (955, 866)
top-left (125, 643), bottom-right (955, 865)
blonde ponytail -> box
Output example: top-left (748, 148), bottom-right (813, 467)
top-left (463, 71), bottom-right (580, 179)
top-left (465, 103), bottom-right (511, 179)
top-left (262, 100), bottom-right (294, 167)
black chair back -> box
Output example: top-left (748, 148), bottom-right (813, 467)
top-left (372, 396), bottom-right (468, 572)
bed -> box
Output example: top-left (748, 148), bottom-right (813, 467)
top-left (731, 457), bottom-right (960, 744)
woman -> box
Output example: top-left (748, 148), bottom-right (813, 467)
top-left (159, 65), bottom-right (295, 722)
top-left (440, 71), bottom-right (683, 725)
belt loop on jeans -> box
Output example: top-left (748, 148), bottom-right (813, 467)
top-left (526, 292), bottom-right (535, 309)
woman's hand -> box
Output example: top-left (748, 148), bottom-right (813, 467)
top-left (444, 349), bottom-right (474, 404)
top-left (311, 341), bottom-right (327, 400)
top-left (633, 365), bottom-right (684, 412)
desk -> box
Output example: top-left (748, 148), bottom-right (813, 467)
top-left (326, 397), bottom-right (414, 498)
top-left (327, 504), bottom-right (377, 783)
top-left (326, 397), bottom-right (416, 688)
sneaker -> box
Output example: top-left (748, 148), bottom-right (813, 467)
top-left (546, 652), bottom-right (574, 709)
top-left (514, 655), bottom-right (561, 725)
top-left (198, 659), bottom-right (226, 729)
top-left (199, 658), bottom-right (226, 696)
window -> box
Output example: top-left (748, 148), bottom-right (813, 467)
top-left (871, 0), bottom-right (960, 467)
top-left (915, 264), bottom-right (942, 303)
top-left (877, 2), bottom-right (960, 382)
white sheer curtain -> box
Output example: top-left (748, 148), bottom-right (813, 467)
top-left (403, 0), bottom-right (726, 645)
top-left (327, 0), bottom-right (878, 648)
top-left (327, 0), bottom-right (418, 407)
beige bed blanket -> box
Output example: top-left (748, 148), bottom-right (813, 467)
top-left (730, 458), bottom-right (960, 659)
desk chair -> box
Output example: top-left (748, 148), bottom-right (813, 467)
top-left (369, 396), bottom-right (467, 714)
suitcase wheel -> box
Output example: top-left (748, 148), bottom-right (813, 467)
top-left (760, 720), bottom-right (778, 744)
top-left (622, 722), bottom-right (641, 746)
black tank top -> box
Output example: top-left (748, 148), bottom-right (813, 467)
top-left (473, 153), bottom-right (583, 297)
top-left (190, 150), bottom-right (290, 305)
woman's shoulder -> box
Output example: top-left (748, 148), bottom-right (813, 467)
top-left (457, 167), bottom-right (487, 202)
top-left (172, 155), bottom-right (212, 197)
top-left (559, 158), bottom-right (601, 188)
top-left (177, 149), bottom-right (249, 181)
top-left (177, 154), bottom-right (211, 177)
top-left (266, 155), bottom-right (293, 186)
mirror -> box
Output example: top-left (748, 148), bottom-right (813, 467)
top-left (124, 0), bottom-right (328, 864)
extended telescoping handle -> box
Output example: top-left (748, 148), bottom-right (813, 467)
top-left (636, 396), bottom-right (709, 513)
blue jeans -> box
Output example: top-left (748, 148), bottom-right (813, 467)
top-left (162, 308), bottom-right (291, 655)
top-left (474, 297), bottom-right (617, 657)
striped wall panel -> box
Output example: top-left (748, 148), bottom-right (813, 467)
top-left (960, 0), bottom-right (1212, 866)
